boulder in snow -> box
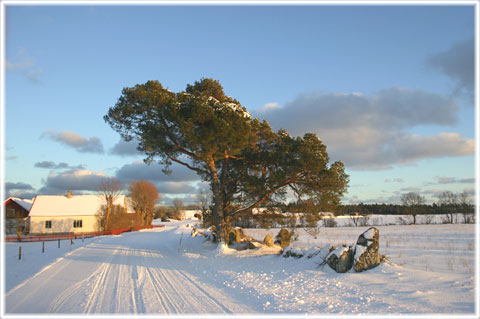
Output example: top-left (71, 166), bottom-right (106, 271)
top-left (230, 241), bottom-right (256, 251)
top-left (326, 246), bottom-right (353, 273)
top-left (282, 246), bottom-right (303, 258)
top-left (275, 228), bottom-right (292, 249)
top-left (263, 233), bottom-right (274, 247)
top-left (353, 227), bottom-right (381, 272)
top-left (191, 227), bottom-right (200, 237)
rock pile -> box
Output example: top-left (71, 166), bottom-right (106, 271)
top-left (280, 227), bottom-right (381, 273)
top-left (325, 226), bottom-right (381, 273)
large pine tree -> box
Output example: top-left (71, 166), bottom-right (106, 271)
top-left (104, 78), bottom-right (349, 241)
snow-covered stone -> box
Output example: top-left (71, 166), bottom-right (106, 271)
top-left (326, 246), bottom-right (353, 273)
top-left (353, 227), bottom-right (381, 272)
top-left (282, 246), bottom-right (303, 258)
top-left (303, 247), bottom-right (320, 259)
top-left (311, 244), bottom-right (334, 263)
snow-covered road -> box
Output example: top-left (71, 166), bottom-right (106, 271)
top-left (6, 226), bottom-right (253, 314)
top-left (4, 221), bottom-right (476, 315)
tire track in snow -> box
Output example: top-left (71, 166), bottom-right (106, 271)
top-left (48, 255), bottom-right (112, 313)
top-left (142, 265), bottom-right (183, 313)
top-left (6, 230), bottom-right (253, 314)
top-left (6, 247), bottom-right (92, 313)
top-left (129, 249), bottom-right (146, 313)
top-left (83, 255), bottom-right (115, 313)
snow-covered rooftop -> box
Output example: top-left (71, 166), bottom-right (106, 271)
top-left (29, 194), bottom-right (131, 217)
top-left (6, 197), bottom-right (33, 212)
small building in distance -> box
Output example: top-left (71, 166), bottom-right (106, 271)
top-left (28, 191), bottom-right (133, 235)
top-left (4, 197), bottom-right (33, 235)
top-left (180, 210), bottom-right (201, 220)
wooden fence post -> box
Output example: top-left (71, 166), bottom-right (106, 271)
top-left (178, 233), bottom-right (183, 253)
top-left (19, 246), bottom-right (22, 260)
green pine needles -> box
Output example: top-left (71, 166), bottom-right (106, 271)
top-left (104, 78), bottom-right (349, 242)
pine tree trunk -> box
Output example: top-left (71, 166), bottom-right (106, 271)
top-left (211, 182), bottom-right (224, 242)
top-left (208, 157), bottom-right (224, 242)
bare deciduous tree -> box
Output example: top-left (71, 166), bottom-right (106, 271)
top-left (401, 192), bottom-right (425, 225)
top-left (172, 199), bottom-right (185, 220)
top-left (439, 191), bottom-right (458, 224)
top-left (197, 187), bottom-right (212, 226)
top-left (99, 178), bottom-right (122, 231)
top-left (458, 191), bottom-right (474, 224)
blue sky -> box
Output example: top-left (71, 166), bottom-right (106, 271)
top-left (3, 4), bottom-right (477, 206)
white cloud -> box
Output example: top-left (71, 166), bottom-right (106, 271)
top-left (255, 87), bottom-right (473, 170)
top-left (385, 178), bottom-right (405, 183)
top-left (115, 161), bottom-right (199, 183)
top-left (427, 39), bottom-right (474, 100)
top-left (256, 102), bottom-right (283, 114)
top-left (38, 169), bottom-right (109, 194)
top-left (34, 161), bottom-right (86, 170)
top-left (6, 48), bottom-right (44, 83)
top-left (41, 130), bottom-right (104, 154)
top-left (426, 176), bottom-right (475, 185)
top-left (157, 182), bottom-right (196, 194)
top-left (109, 139), bottom-right (142, 156)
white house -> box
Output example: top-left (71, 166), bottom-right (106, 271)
top-left (28, 192), bottom-right (132, 235)
top-left (180, 210), bottom-right (201, 220)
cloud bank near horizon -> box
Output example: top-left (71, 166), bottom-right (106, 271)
top-left (255, 87), bottom-right (473, 170)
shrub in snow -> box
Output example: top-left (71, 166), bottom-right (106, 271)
top-left (323, 218), bottom-right (337, 228)
top-left (303, 247), bottom-right (320, 259)
top-left (203, 226), bottom-right (217, 242)
top-left (396, 216), bottom-right (411, 225)
top-left (311, 244), bottom-right (335, 265)
top-left (263, 233), bottom-right (274, 247)
top-left (353, 227), bottom-right (381, 272)
top-left (282, 246), bottom-right (303, 258)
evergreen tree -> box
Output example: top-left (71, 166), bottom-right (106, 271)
top-left (104, 78), bottom-right (349, 242)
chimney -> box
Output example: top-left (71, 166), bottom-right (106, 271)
top-left (67, 190), bottom-right (73, 198)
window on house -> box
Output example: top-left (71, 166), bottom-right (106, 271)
top-left (73, 220), bottom-right (83, 228)
top-left (45, 221), bottom-right (52, 229)
top-left (7, 209), bottom-right (15, 218)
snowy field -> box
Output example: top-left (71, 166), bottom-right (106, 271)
top-left (3, 218), bottom-right (478, 316)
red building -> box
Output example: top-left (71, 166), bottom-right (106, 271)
top-left (4, 197), bottom-right (32, 235)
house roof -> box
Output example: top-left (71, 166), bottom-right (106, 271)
top-left (5, 197), bottom-right (33, 212)
top-left (29, 194), bottom-right (131, 217)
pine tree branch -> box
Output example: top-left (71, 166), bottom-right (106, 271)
top-left (165, 153), bottom-right (209, 176)
top-left (232, 179), bottom-right (294, 217)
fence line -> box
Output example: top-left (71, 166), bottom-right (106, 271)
top-left (5, 225), bottom-right (165, 242)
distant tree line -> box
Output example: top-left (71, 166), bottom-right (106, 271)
top-left (340, 191), bottom-right (475, 224)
